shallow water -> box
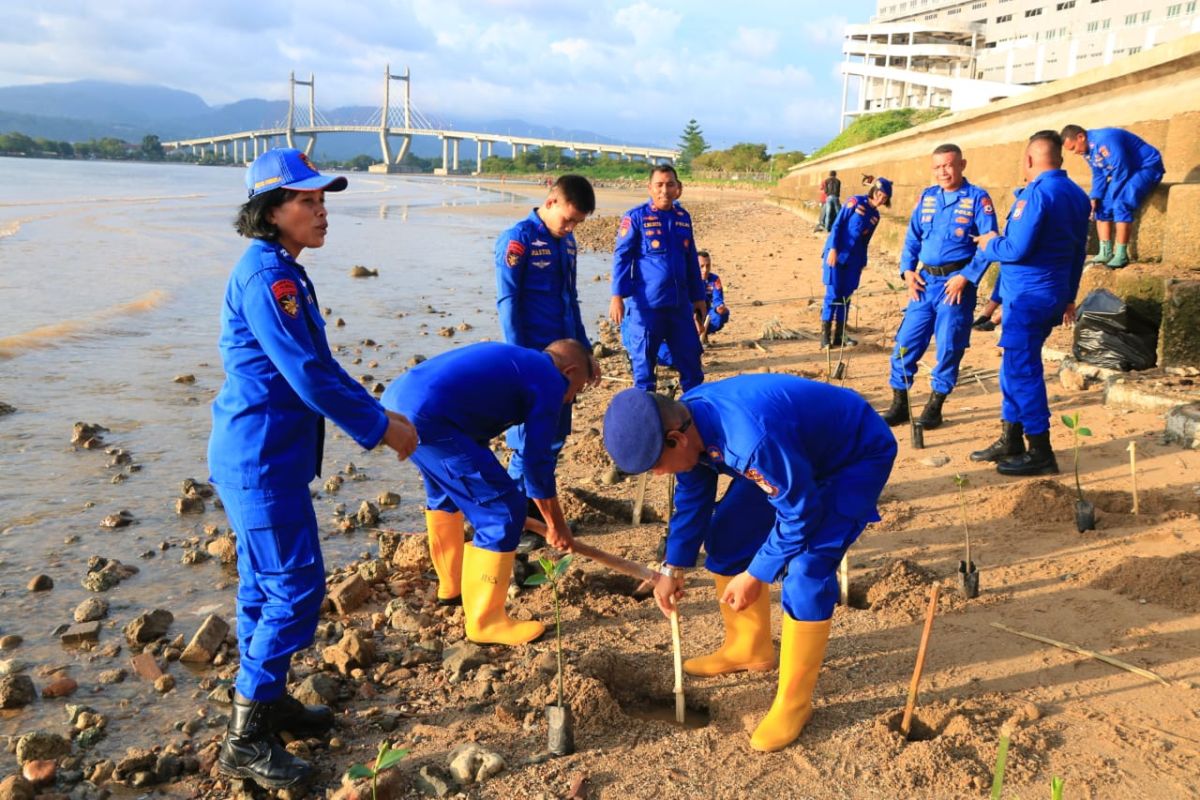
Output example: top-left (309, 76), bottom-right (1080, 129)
top-left (0, 158), bottom-right (613, 758)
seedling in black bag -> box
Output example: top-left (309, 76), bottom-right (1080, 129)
top-left (1062, 411), bottom-right (1095, 531)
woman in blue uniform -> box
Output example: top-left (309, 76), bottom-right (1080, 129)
top-left (208, 148), bottom-right (417, 789)
top-left (819, 178), bottom-right (892, 348)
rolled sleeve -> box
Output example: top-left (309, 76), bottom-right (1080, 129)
top-left (665, 467), bottom-right (718, 567)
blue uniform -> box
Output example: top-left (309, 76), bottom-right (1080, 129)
top-left (208, 238), bottom-right (389, 703)
top-left (666, 376), bottom-right (896, 621)
top-left (612, 201), bottom-right (705, 391)
top-left (889, 179), bottom-right (999, 394)
top-left (820, 195), bottom-right (880, 322)
top-left (495, 209), bottom-right (590, 496)
top-left (1085, 128), bottom-right (1164, 223)
top-left (982, 170), bottom-right (1090, 435)
top-left (654, 271), bottom-right (729, 367)
top-left (382, 342), bottom-right (567, 552)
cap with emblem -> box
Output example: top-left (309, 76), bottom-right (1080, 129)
top-left (871, 176), bottom-right (893, 207)
top-left (603, 388), bottom-right (665, 474)
top-left (245, 148), bottom-right (349, 199)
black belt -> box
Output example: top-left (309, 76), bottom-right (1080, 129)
top-left (920, 259), bottom-right (969, 277)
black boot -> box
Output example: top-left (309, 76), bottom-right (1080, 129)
top-left (917, 391), bottom-right (948, 430)
top-left (831, 320), bottom-right (856, 347)
top-left (879, 389), bottom-right (909, 427)
top-left (997, 432), bottom-right (1059, 476)
top-left (970, 421), bottom-right (1025, 462)
top-left (972, 314), bottom-right (996, 332)
top-left (820, 321), bottom-right (832, 349)
top-left (268, 693), bottom-right (334, 738)
top-left (218, 693), bottom-right (311, 789)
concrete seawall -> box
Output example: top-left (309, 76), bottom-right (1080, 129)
top-left (772, 34), bottom-right (1200, 366)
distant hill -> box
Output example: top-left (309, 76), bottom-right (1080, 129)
top-left (0, 79), bottom-right (664, 161)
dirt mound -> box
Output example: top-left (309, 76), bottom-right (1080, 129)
top-left (1090, 487), bottom-right (1200, 517)
top-left (871, 499), bottom-right (914, 532)
top-left (985, 478), bottom-right (1076, 523)
top-left (1091, 551), bottom-right (1200, 614)
top-left (850, 559), bottom-right (963, 620)
top-left (856, 694), bottom-right (1056, 794)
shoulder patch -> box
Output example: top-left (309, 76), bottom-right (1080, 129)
top-left (505, 240), bottom-right (526, 268)
top-left (744, 467), bottom-right (779, 497)
top-left (845, 198), bottom-right (858, 208)
top-left (271, 279), bottom-right (300, 318)
top-left (1013, 199), bottom-right (1026, 220)
top-left (619, 216), bottom-right (632, 238)
top-left (981, 196), bottom-right (994, 216)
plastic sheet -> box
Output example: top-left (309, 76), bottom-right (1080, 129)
top-left (1072, 289), bottom-right (1158, 371)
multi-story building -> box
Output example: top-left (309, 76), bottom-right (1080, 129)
top-left (840, 0), bottom-right (1200, 129)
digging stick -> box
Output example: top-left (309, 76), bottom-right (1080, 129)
top-left (670, 610), bottom-right (685, 723)
top-left (1128, 442), bottom-right (1139, 515)
top-left (990, 623), bottom-right (1171, 686)
top-left (524, 519), bottom-right (664, 583)
top-left (838, 554), bottom-right (849, 606)
top-left (631, 473), bottom-right (648, 524)
top-left (900, 585), bottom-right (940, 738)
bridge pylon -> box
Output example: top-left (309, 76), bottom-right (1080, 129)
top-left (373, 64), bottom-right (412, 174)
top-left (287, 72), bottom-right (318, 156)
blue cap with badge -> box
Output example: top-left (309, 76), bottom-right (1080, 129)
top-left (245, 148), bottom-right (349, 199)
top-left (871, 176), bottom-right (893, 206)
top-left (603, 388), bottom-right (665, 474)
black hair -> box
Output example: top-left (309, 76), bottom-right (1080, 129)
top-left (932, 143), bottom-right (963, 157)
top-left (1060, 124), bottom-right (1086, 141)
top-left (650, 164), bottom-right (680, 183)
top-left (697, 250), bottom-right (710, 260)
top-left (552, 174), bottom-right (596, 214)
top-left (829, 170), bottom-right (837, 177)
top-left (1029, 130), bottom-right (1065, 166)
top-left (234, 187), bottom-right (298, 240)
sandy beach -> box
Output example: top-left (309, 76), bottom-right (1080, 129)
top-left (3, 183), bottom-right (1199, 800)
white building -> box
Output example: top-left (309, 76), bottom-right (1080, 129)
top-left (840, 0), bottom-right (1200, 129)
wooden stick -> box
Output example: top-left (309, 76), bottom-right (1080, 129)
top-left (670, 610), bottom-right (685, 724)
top-left (990, 623), bottom-right (1171, 686)
top-left (900, 585), bottom-right (940, 738)
top-left (1128, 442), bottom-right (1140, 515)
top-left (838, 554), bottom-right (849, 607)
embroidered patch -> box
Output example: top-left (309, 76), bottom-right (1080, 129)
top-left (651, 239), bottom-right (661, 248)
top-left (744, 467), bottom-right (778, 497)
top-left (1099, 145), bottom-right (1110, 158)
top-left (619, 217), bottom-right (632, 237)
top-left (706, 447), bottom-right (723, 463)
top-left (505, 240), bottom-right (525, 268)
top-left (683, 238), bottom-right (690, 248)
top-left (845, 198), bottom-right (857, 208)
top-left (1013, 200), bottom-right (1026, 220)
top-left (531, 238), bottom-right (547, 246)
top-left (271, 279), bottom-right (300, 318)
top-left (981, 197), bottom-right (994, 216)
top-left (955, 227), bottom-right (965, 237)
top-left (955, 216), bottom-right (970, 224)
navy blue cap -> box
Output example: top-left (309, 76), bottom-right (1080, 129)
top-left (603, 388), bottom-right (665, 474)
top-left (245, 148), bottom-right (348, 198)
top-left (871, 176), bottom-right (893, 206)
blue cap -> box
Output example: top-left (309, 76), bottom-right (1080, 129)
top-left (871, 176), bottom-right (893, 206)
top-left (245, 148), bottom-right (348, 199)
top-left (603, 389), bottom-right (665, 474)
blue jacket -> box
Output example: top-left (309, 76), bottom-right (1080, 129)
top-left (982, 169), bottom-right (1091, 310)
top-left (705, 272), bottom-right (727, 312)
top-left (900, 179), bottom-right (999, 284)
top-left (209, 239), bottom-right (388, 489)
top-left (1085, 128), bottom-right (1164, 200)
top-left (612, 201), bottom-right (705, 309)
top-left (821, 195), bottom-right (879, 273)
top-left (667, 375), bottom-right (896, 584)
top-left (495, 209), bottom-right (590, 350)
top-left (381, 342), bottom-right (567, 499)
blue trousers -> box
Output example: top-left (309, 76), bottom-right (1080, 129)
top-left (820, 197), bottom-right (839, 232)
top-left (821, 262), bottom-right (863, 322)
top-left (506, 402), bottom-right (571, 497)
top-left (216, 483), bottom-right (325, 703)
top-left (998, 297), bottom-right (1060, 436)
top-left (412, 424), bottom-right (526, 552)
top-left (702, 475), bottom-right (876, 621)
top-left (889, 272), bottom-right (977, 394)
top-left (623, 299), bottom-right (703, 392)
top-left (1095, 163), bottom-right (1164, 223)
top-left (654, 307), bottom-right (726, 367)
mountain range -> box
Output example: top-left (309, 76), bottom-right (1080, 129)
top-left (0, 80), bottom-right (658, 160)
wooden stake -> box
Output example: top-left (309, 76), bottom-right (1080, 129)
top-left (670, 610), bottom-right (685, 724)
top-left (990, 622), bottom-right (1171, 686)
top-left (1128, 441), bottom-right (1139, 515)
top-left (838, 554), bottom-right (850, 607)
top-left (900, 585), bottom-right (940, 738)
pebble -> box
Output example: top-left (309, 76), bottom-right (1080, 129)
top-left (448, 742), bottom-right (506, 785)
top-left (21, 760), bottom-right (55, 787)
top-left (920, 455), bottom-right (951, 468)
top-left (41, 677), bottom-right (78, 698)
top-left (27, 575), bottom-right (53, 592)
top-left (0, 635), bottom-right (23, 651)
top-left (74, 597), bottom-right (109, 623)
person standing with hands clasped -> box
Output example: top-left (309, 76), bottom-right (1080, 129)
top-left (208, 149), bottom-right (417, 790)
top-left (970, 131), bottom-right (1090, 476)
top-left (602, 377), bottom-right (896, 752)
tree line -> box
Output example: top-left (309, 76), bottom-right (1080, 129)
top-left (0, 131), bottom-right (167, 161)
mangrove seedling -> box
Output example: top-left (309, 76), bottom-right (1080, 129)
top-left (989, 731), bottom-right (1011, 800)
top-left (346, 740), bottom-right (409, 800)
top-left (1051, 776), bottom-right (1066, 800)
top-left (1062, 411), bottom-right (1095, 531)
top-left (897, 345), bottom-right (923, 448)
top-left (954, 474), bottom-right (979, 598)
top-left (525, 553), bottom-right (575, 755)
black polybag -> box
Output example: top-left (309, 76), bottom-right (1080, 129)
top-left (1071, 289), bottom-right (1158, 371)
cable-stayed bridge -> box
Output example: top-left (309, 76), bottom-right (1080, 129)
top-left (162, 67), bottom-right (677, 173)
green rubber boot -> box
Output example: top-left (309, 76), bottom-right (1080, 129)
top-left (1091, 240), bottom-right (1113, 265)
top-left (1105, 243), bottom-right (1129, 269)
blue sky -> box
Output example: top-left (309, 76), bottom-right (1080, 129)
top-left (0, 0), bottom-right (878, 152)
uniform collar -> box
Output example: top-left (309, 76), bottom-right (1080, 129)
top-left (1027, 169), bottom-right (1066, 190)
top-left (527, 208), bottom-right (550, 235)
top-left (257, 238), bottom-right (305, 271)
top-left (687, 399), bottom-right (724, 468)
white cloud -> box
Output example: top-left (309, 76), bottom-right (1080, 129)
top-left (732, 27), bottom-right (780, 60)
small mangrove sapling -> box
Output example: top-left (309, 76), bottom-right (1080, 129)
top-left (1062, 411), bottom-right (1095, 531)
top-left (346, 741), bottom-right (409, 800)
top-left (954, 474), bottom-right (979, 598)
top-left (525, 554), bottom-right (575, 755)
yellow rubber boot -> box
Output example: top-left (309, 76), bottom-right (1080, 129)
top-left (749, 615), bottom-right (832, 752)
top-left (461, 545), bottom-right (545, 646)
top-left (425, 510), bottom-right (464, 605)
top-left (684, 574), bottom-right (776, 677)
